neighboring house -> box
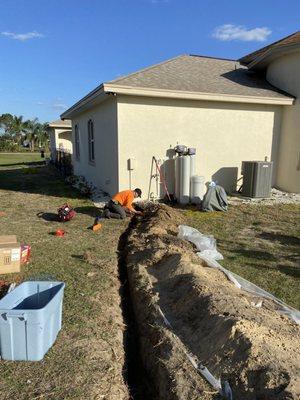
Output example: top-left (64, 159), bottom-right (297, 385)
top-left (240, 32), bottom-right (300, 193)
top-left (61, 31), bottom-right (300, 197)
top-left (48, 119), bottom-right (72, 161)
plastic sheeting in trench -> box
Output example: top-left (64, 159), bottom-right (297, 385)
top-left (178, 225), bottom-right (300, 325)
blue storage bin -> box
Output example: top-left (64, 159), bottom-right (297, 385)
top-left (0, 281), bottom-right (65, 361)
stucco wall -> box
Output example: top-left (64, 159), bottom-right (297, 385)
top-left (71, 97), bottom-right (119, 195)
top-left (49, 128), bottom-right (73, 159)
top-left (267, 52), bottom-right (300, 98)
top-left (57, 130), bottom-right (73, 152)
top-left (267, 51), bottom-right (300, 192)
top-left (117, 95), bottom-right (282, 198)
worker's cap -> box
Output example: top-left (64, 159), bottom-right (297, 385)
top-left (134, 188), bottom-right (142, 198)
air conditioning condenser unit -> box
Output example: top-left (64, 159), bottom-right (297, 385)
top-left (242, 161), bottom-right (273, 198)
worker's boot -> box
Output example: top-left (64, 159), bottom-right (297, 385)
top-left (92, 217), bottom-right (102, 231)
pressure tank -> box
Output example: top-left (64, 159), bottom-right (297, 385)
top-left (164, 158), bottom-right (175, 196)
top-left (190, 175), bottom-right (205, 204)
top-left (175, 144), bottom-right (187, 155)
top-left (188, 147), bottom-right (196, 155)
top-left (175, 156), bottom-right (181, 201)
top-left (180, 155), bottom-right (190, 204)
top-left (189, 154), bottom-right (196, 177)
top-left (189, 154), bottom-right (196, 198)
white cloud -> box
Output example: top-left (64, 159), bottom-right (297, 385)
top-left (36, 101), bottom-right (44, 106)
top-left (52, 103), bottom-right (67, 111)
top-left (1, 31), bottom-right (44, 41)
top-left (212, 24), bottom-right (271, 42)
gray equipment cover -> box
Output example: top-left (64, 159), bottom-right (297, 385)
top-left (202, 185), bottom-right (228, 211)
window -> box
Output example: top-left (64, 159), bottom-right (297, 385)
top-left (75, 124), bottom-right (80, 160)
top-left (88, 119), bottom-right (95, 163)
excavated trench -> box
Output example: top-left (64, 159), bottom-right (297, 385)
top-left (118, 226), bottom-right (157, 400)
top-left (119, 204), bottom-right (300, 400)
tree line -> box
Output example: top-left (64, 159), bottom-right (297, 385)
top-left (0, 113), bottom-right (49, 152)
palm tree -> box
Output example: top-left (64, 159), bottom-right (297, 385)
top-left (25, 118), bottom-right (39, 151)
top-left (1, 114), bottom-right (49, 151)
top-left (35, 122), bottom-right (49, 148)
top-left (9, 115), bottom-right (28, 144)
top-left (0, 113), bottom-right (14, 135)
top-left (25, 120), bottom-right (49, 151)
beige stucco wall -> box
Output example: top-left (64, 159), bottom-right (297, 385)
top-left (49, 127), bottom-right (73, 159)
top-left (267, 51), bottom-right (300, 192)
top-left (57, 130), bottom-right (73, 153)
top-left (71, 97), bottom-right (119, 195)
top-left (117, 95), bottom-right (282, 198)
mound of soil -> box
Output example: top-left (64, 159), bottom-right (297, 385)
top-left (124, 204), bottom-right (300, 400)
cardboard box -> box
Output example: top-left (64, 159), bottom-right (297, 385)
top-left (0, 235), bottom-right (21, 274)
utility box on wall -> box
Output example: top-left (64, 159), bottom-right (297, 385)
top-left (127, 158), bottom-right (136, 171)
top-left (242, 161), bottom-right (273, 198)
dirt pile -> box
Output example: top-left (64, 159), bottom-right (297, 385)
top-left (124, 204), bottom-right (300, 400)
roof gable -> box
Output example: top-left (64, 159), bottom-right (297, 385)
top-left (239, 31), bottom-right (300, 65)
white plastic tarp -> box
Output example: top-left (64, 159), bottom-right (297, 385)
top-left (156, 304), bottom-right (230, 397)
top-left (178, 225), bottom-right (224, 261)
top-left (178, 225), bottom-right (300, 325)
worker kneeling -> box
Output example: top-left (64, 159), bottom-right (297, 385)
top-left (103, 188), bottom-right (142, 219)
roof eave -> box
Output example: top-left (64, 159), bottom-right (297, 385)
top-left (61, 80), bottom-right (294, 120)
top-left (48, 123), bottom-right (72, 129)
top-left (239, 31), bottom-right (300, 65)
top-left (61, 85), bottom-right (108, 119)
top-left (104, 84), bottom-right (294, 106)
top-left (247, 43), bottom-right (300, 71)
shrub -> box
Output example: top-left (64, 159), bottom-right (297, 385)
top-left (0, 139), bottom-right (20, 152)
top-left (65, 175), bottom-right (96, 197)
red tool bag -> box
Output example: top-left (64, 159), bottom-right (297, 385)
top-left (57, 204), bottom-right (76, 222)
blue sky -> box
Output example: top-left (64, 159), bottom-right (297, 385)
top-left (0, 0), bottom-right (299, 122)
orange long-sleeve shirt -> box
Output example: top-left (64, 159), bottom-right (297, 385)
top-left (112, 190), bottom-right (135, 212)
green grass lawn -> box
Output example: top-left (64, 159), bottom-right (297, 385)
top-left (185, 203), bottom-right (300, 309)
top-left (0, 153), bottom-right (129, 400)
top-left (0, 152), bottom-right (44, 168)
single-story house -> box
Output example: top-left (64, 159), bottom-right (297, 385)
top-left (48, 119), bottom-right (72, 161)
top-left (61, 31), bottom-right (300, 197)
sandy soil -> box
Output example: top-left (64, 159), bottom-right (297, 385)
top-left (124, 204), bottom-right (300, 400)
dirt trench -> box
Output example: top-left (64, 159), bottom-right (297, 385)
top-left (118, 229), bottom-right (157, 400)
top-left (121, 204), bottom-right (300, 400)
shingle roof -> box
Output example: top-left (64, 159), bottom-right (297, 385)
top-left (106, 55), bottom-right (292, 100)
top-left (239, 31), bottom-right (300, 65)
top-left (48, 119), bottom-right (72, 128)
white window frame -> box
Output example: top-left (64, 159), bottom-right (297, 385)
top-left (88, 119), bottom-right (95, 163)
top-left (74, 124), bottom-right (80, 160)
